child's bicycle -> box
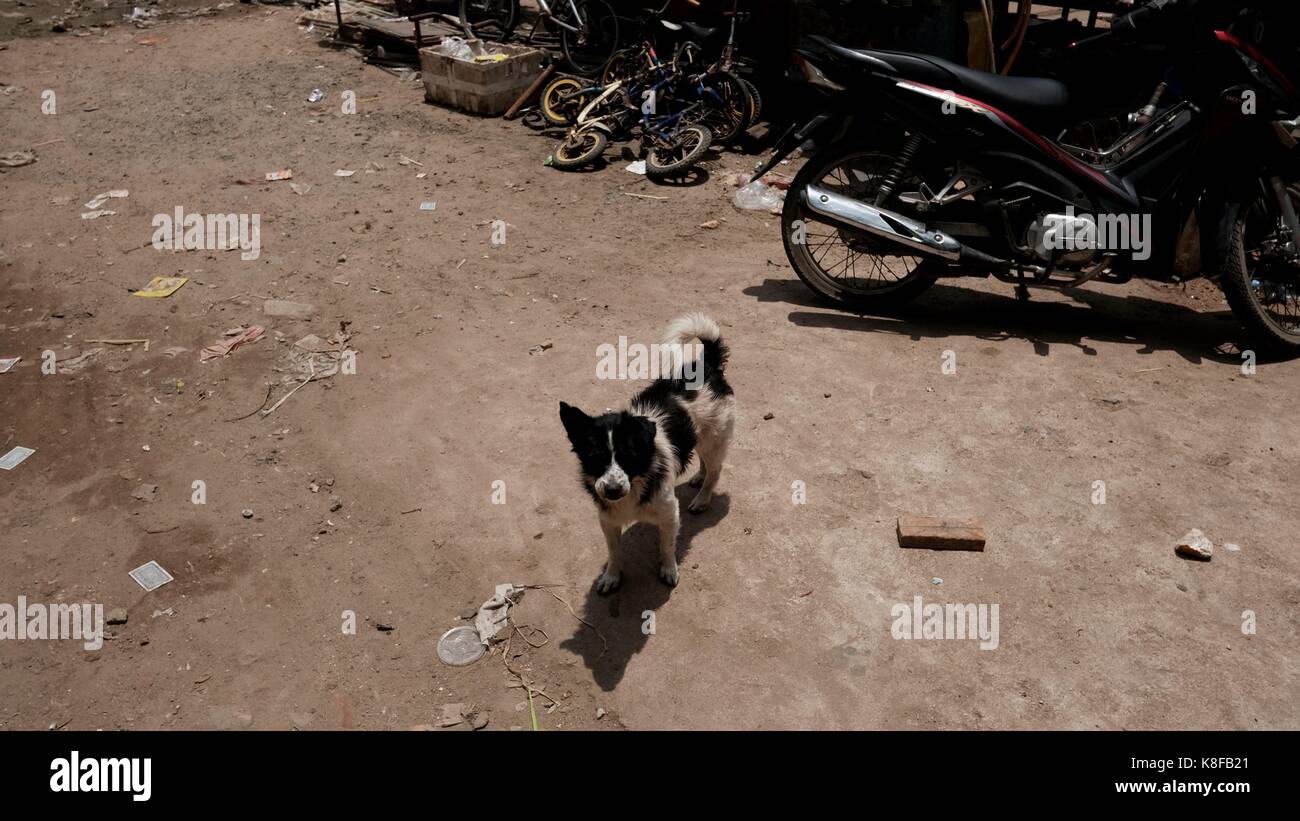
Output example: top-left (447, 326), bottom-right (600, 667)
top-left (548, 61), bottom-right (713, 181)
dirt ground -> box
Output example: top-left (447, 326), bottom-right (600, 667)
top-left (1, 7), bottom-right (1298, 731)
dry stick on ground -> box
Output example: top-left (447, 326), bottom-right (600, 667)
top-left (500, 626), bottom-right (560, 707)
top-left (205, 292), bottom-right (270, 314)
top-left (84, 337), bottom-right (150, 352)
top-left (523, 584), bottom-right (608, 660)
top-left (223, 384), bottom-right (274, 422)
top-left (623, 192), bottom-right (668, 201)
top-left (261, 360), bottom-right (316, 417)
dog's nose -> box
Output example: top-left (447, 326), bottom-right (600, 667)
top-left (603, 486), bottom-right (626, 500)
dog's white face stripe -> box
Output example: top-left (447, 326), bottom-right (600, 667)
top-left (595, 430), bottom-right (631, 500)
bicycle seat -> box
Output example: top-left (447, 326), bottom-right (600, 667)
top-left (811, 36), bottom-right (1069, 122)
top-left (660, 19), bottom-right (721, 40)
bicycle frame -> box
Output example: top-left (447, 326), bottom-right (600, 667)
top-left (535, 0), bottom-right (586, 35)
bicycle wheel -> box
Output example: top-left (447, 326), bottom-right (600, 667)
top-left (560, 0), bottom-right (620, 77)
top-left (458, 0), bottom-right (519, 42)
top-left (551, 128), bottom-right (609, 171)
top-left (645, 125), bottom-right (712, 180)
top-left (539, 76), bottom-right (593, 127)
top-left (696, 71), bottom-right (751, 145)
top-left (741, 77), bottom-right (762, 123)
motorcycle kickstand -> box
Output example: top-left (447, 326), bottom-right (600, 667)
top-left (1015, 268), bottom-right (1030, 303)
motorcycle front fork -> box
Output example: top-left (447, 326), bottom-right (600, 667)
top-left (1268, 176), bottom-right (1300, 256)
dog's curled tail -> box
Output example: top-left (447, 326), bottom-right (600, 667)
top-left (662, 312), bottom-right (728, 376)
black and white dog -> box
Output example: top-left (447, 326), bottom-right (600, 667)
top-left (560, 314), bottom-right (735, 593)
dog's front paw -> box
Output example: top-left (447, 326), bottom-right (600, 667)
top-left (658, 562), bottom-right (679, 587)
top-left (595, 569), bottom-right (622, 595)
top-left (687, 496), bottom-right (711, 514)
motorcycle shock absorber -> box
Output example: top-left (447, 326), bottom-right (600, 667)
top-left (875, 134), bottom-right (924, 206)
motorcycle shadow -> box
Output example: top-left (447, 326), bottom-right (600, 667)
top-left (743, 278), bottom-right (1244, 365)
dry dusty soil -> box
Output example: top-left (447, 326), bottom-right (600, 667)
top-left (1, 6), bottom-right (1297, 730)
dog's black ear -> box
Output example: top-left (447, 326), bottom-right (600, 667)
top-left (559, 402), bottom-right (590, 443)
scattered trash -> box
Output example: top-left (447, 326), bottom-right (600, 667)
top-left (57, 348), bottom-right (102, 373)
top-left (437, 703), bottom-right (468, 727)
top-left (241, 509), bottom-right (254, 519)
top-left (897, 516), bottom-right (986, 551)
top-left (334, 169), bottom-right (355, 177)
top-left (200, 325), bottom-right (265, 362)
top-left (595, 707), bottom-right (607, 720)
top-left (307, 88), bottom-right (325, 103)
top-left (699, 220), bottom-right (720, 229)
top-left (80, 209), bottom-right (116, 220)
top-left (734, 179), bottom-right (784, 213)
top-left (0, 357), bottom-right (19, 373)
top-left (0, 446), bottom-right (35, 470)
top-left (289, 182), bottom-right (311, 196)
top-left (265, 169), bottom-right (293, 181)
top-left (475, 583), bottom-right (523, 645)
top-left (625, 160), bottom-right (646, 175)
top-left (84, 189), bottom-right (128, 209)
top-left (1224, 542), bottom-right (1241, 552)
top-left (151, 608), bottom-right (174, 619)
top-left (528, 341), bottom-right (553, 355)
top-left (419, 201), bottom-right (437, 211)
top-left (284, 332), bottom-right (350, 382)
top-left (1176, 528), bottom-right (1213, 561)
top-left (397, 155), bottom-right (423, 167)
top-left (0, 150), bottom-right (36, 168)
top-left (931, 577), bottom-right (943, 585)
top-left (133, 276), bottom-right (188, 298)
top-left (263, 299), bottom-right (316, 320)
top-left (438, 35), bottom-right (475, 62)
top-left (131, 483), bottom-right (159, 502)
top-left (437, 625), bottom-right (486, 667)
top-left (128, 560), bottom-right (174, 592)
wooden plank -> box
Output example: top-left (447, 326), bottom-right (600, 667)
top-left (896, 516), bottom-right (986, 551)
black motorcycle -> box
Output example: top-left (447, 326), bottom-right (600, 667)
top-left (754, 0), bottom-right (1300, 354)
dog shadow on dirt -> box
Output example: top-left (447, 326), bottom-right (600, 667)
top-left (559, 484), bottom-right (730, 692)
top-left (743, 277), bottom-right (1249, 365)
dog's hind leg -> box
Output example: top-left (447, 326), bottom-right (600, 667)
top-left (688, 434), bottom-right (729, 514)
top-left (652, 496), bottom-right (681, 587)
top-left (596, 518), bottom-right (624, 594)
top-left (688, 455), bottom-right (707, 488)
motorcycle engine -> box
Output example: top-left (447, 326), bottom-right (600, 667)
top-left (1025, 212), bottom-right (1101, 265)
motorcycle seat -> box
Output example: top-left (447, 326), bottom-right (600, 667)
top-left (812, 37), bottom-right (1070, 121)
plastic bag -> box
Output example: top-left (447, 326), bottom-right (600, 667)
top-left (439, 36), bottom-right (474, 61)
top-left (733, 180), bottom-right (784, 212)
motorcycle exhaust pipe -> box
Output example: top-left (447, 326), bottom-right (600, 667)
top-left (802, 184), bottom-right (963, 261)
